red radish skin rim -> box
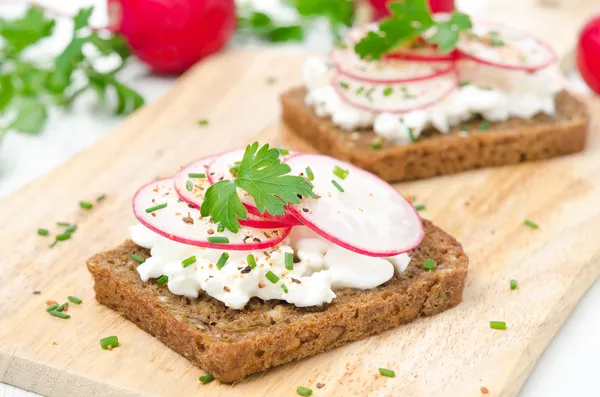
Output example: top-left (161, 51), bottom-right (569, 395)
top-left (329, 49), bottom-right (457, 84)
top-left (284, 154), bottom-right (425, 257)
top-left (133, 178), bottom-right (291, 250)
top-left (239, 217), bottom-right (298, 229)
top-left (457, 21), bottom-right (558, 72)
top-left (173, 157), bottom-right (215, 210)
top-left (383, 49), bottom-right (463, 63)
top-left (332, 68), bottom-right (459, 114)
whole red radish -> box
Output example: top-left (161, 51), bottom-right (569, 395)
top-left (577, 14), bottom-right (600, 95)
top-left (368, 0), bottom-right (455, 20)
top-left (108, 0), bottom-right (236, 74)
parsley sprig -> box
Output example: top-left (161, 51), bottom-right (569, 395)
top-left (354, 0), bottom-right (472, 60)
top-left (0, 6), bottom-right (143, 138)
top-left (200, 142), bottom-right (316, 232)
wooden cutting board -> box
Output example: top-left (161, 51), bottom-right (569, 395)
top-left (0, 49), bottom-right (599, 397)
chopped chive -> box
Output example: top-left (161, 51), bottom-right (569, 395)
top-left (459, 81), bottom-right (470, 87)
top-left (332, 165), bottom-right (349, 180)
top-left (285, 252), bottom-right (294, 270)
top-left (182, 255), bottom-right (197, 268)
top-left (510, 279), bottom-right (518, 290)
top-left (408, 127), bottom-right (417, 143)
top-left (331, 180), bottom-right (344, 193)
top-left (422, 259), bottom-right (436, 271)
top-left (365, 87), bottom-right (375, 98)
top-left (297, 386), bottom-right (313, 396)
top-left (216, 252), bottom-right (229, 270)
top-left (56, 302), bottom-right (68, 312)
top-left (199, 374), bottom-right (214, 384)
top-left (265, 271), bottom-right (279, 284)
top-left (383, 87), bottom-right (393, 96)
top-left (207, 236), bottom-right (229, 244)
top-left (145, 203), bottom-right (167, 213)
top-left (479, 120), bottom-right (489, 132)
top-left (156, 275), bottom-right (169, 286)
top-left (68, 296), bottom-right (82, 304)
top-left (400, 86), bottom-right (415, 98)
top-left (50, 241), bottom-right (58, 248)
top-left (339, 81), bottom-right (349, 89)
top-left (490, 321), bottom-right (507, 330)
top-left (306, 166), bottom-right (314, 181)
top-left (96, 194), bottom-right (106, 201)
top-left (57, 222), bottom-right (70, 227)
top-left (247, 254), bottom-right (257, 269)
top-left (371, 137), bottom-right (383, 150)
top-left (56, 233), bottom-right (71, 241)
top-left (65, 224), bottom-right (77, 234)
top-left (217, 224), bottom-right (225, 233)
top-left (100, 335), bottom-right (119, 350)
top-left (414, 204), bottom-right (426, 211)
top-left (524, 219), bottom-right (539, 229)
top-left (277, 148), bottom-right (289, 155)
top-left (130, 253), bottom-right (145, 264)
top-left (188, 173), bottom-right (206, 178)
top-left (356, 86), bottom-right (365, 95)
top-left (79, 201), bottom-right (93, 210)
top-left (37, 228), bottom-right (49, 236)
top-left (281, 284), bottom-right (289, 293)
top-left (46, 304), bottom-right (59, 312)
top-left (460, 123), bottom-right (469, 132)
top-left (197, 119), bottom-right (209, 126)
top-left (186, 180), bottom-right (193, 192)
top-left (379, 368), bottom-right (396, 378)
top-left (49, 310), bottom-right (70, 319)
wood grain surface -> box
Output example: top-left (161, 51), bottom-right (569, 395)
top-left (0, 49), bottom-right (598, 397)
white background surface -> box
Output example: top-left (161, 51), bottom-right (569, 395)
top-left (1, 1), bottom-right (598, 396)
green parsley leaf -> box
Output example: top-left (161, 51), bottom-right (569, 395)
top-left (266, 25), bottom-right (304, 42)
top-left (201, 142), bottom-right (316, 232)
top-left (10, 97), bottom-right (47, 134)
top-left (0, 8), bottom-right (55, 53)
top-left (426, 11), bottom-right (472, 53)
top-left (73, 7), bottom-right (93, 31)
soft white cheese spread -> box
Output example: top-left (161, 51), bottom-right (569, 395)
top-left (130, 223), bottom-right (410, 310)
top-left (303, 56), bottom-right (564, 144)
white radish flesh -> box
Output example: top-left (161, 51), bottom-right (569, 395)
top-left (133, 178), bottom-right (290, 250)
top-left (284, 154), bottom-right (423, 256)
top-left (173, 156), bottom-right (214, 209)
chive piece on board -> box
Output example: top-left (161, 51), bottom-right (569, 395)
top-left (331, 180), bottom-right (344, 193)
top-left (65, 224), bottom-right (77, 234)
top-left (524, 219), bottom-right (539, 229)
top-left (265, 271), bottom-right (279, 284)
top-left (186, 180), bottom-right (193, 192)
top-left (68, 296), bottom-right (82, 304)
top-left (49, 310), bottom-right (70, 319)
top-left (37, 228), bottom-right (49, 236)
top-left (188, 173), bottom-right (206, 178)
top-left (414, 204), bottom-right (426, 211)
top-left (145, 203), bottom-right (167, 213)
top-left (208, 236), bottom-right (229, 244)
top-left (100, 335), bottom-right (119, 350)
top-left (56, 302), bottom-right (68, 312)
top-left (156, 275), bottom-right (169, 286)
top-left (297, 386), bottom-right (313, 396)
top-left (422, 259), bottom-right (436, 271)
top-left (97, 194), bottom-right (106, 201)
top-left (46, 304), bottom-right (59, 312)
top-left (197, 119), bottom-right (209, 126)
top-left (57, 222), bottom-right (71, 227)
top-left (56, 233), bottom-right (71, 241)
top-left (79, 201), bottom-right (93, 210)
top-left (306, 167), bottom-right (314, 181)
top-left (130, 253), bottom-right (145, 264)
top-left (247, 254), bottom-right (257, 269)
top-left (182, 255), bottom-right (197, 268)
top-left (490, 321), bottom-right (507, 330)
top-left (510, 279), bottom-right (518, 290)
top-left (216, 252), bottom-right (229, 270)
top-left (199, 374), bottom-right (214, 384)
top-left (285, 252), bottom-right (294, 271)
top-left (332, 165), bottom-right (349, 180)
top-left (378, 368), bottom-right (396, 378)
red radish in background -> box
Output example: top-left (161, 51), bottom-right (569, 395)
top-left (577, 15), bottom-right (600, 95)
top-left (108, 0), bottom-right (236, 74)
top-left (368, 0), bottom-right (454, 20)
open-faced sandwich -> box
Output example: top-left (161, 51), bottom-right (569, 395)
top-left (281, 0), bottom-right (589, 182)
top-left (87, 143), bottom-right (468, 383)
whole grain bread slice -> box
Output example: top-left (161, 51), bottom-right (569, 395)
top-left (280, 87), bottom-right (589, 182)
top-left (87, 219), bottom-right (467, 383)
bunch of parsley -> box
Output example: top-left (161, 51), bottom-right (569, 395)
top-left (236, 0), bottom-right (355, 43)
top-left (201, 142), bottom-right (316, 232)
top-left (354, 0), bottom-right (472, 60)
top-left (0, 6), bottom-right (143, 138)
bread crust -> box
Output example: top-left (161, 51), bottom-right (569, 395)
top-left (87, 220), bottom-right (468, 383)
top-left (281, 87), bottom-right (589, 182)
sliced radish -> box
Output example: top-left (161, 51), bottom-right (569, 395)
top-left (383, 44), bottom-right (461, 63)
top-left (283, 154), bottom-right (423, 257)
top-left (133, 178), bottom-right (290, 250)
top-left (332, 67), bottom-right (458, 113)
top-left (456, 21), bottom-right (557, 72)
top-left (174, 156), bottom-right (215, 209)
top-left (331, 45), bottom-right (455, 83)
top-left (240, 212), bottom-right (301, 229)
top-left (206, 148), bottom-right (302, 226)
